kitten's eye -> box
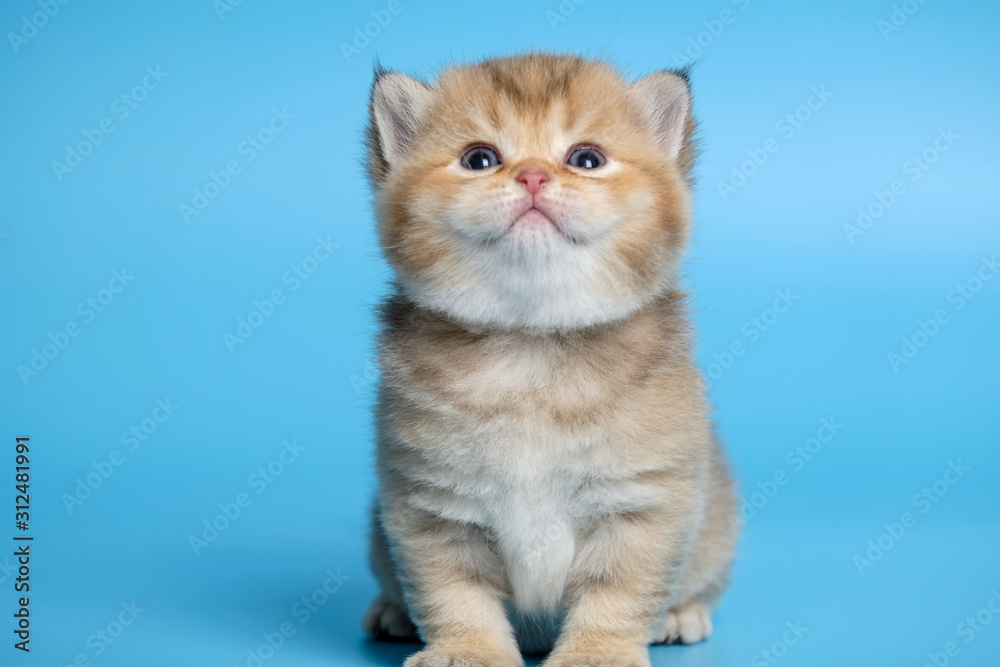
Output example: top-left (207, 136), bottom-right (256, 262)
top-left (566, 146), bottom-right (607, 169)
top-left (461, 146), bottom-right (502, 170)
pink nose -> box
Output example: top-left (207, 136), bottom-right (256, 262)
top-left (516, 170), bottom-right (550, 195)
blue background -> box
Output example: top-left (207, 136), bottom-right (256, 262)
top-left (1, 0), bottom-right (998, 665)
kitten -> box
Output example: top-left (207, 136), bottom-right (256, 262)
top-left (361, 53), bottom-right (738, 667)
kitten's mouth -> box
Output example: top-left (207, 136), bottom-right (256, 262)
top-left (513, 207), bottom-right (557, 230)
top-left (495, 198), bottom-right (584, 246)
top-left (509, 199), bottom-right (578, 240)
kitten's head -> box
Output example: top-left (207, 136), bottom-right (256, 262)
top-left (367, 53), bottom-right (696, 333)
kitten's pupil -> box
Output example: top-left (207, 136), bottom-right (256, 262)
top-left (462, 146), bottom-right (501, 170)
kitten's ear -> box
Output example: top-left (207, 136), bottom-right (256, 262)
top-left (368, 68), bottom-right (433, 169)
top-left (631, 69), bottom-right (693, 163)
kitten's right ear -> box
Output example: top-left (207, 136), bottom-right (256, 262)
top-left (367, 67), bottom-right (433, 175)
top-left (630, 68), bottom-right (694, 166)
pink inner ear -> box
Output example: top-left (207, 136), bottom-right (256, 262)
top-left (372, 73), bottom-right (432, 165)
top-left (656, 99), bottom-right (689, 158)
top-left (633, 73), bottom-right (691, 162)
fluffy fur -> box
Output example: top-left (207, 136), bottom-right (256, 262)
top-left (361, 53), bottom-right (738, 667)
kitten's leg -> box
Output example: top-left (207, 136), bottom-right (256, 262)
top-left (363, 507), bottom-right (419, 640)
top-left (654, 441), bottom-right (738, 646)
top-left (381, 500), bottom-right (523, 667)
top-left (543, 490), bottom-right (698, 667)
top-left (363, 594), bottom-right (418, 641)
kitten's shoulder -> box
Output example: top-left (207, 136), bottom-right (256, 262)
top-left (376, 286), bottom-right (479, 347)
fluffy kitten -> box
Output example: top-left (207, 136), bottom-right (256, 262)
top-left (361, 53), bottom-right (738, 667)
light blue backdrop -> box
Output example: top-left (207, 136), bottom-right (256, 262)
top-left (1, 1), bottom-right (998, 665)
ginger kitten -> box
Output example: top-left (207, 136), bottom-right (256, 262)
top-left (361, 53), bottom-right (738, 667)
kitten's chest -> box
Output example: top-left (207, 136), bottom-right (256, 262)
top-left (389, 325), bottom-right (665, 609)
top-left (452, 451), bottom-right (585, 613)
top-left (410, 438), bottom-right (653, 613)
top-left (439, 335), bottom-right (622, 426)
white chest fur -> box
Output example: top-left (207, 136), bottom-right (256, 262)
top-left (404, 420), bottom-right (664, 615)
top-left (483, 459), bottom-right (578, 613)
top-left (394, 328), bottom-right (667, 613)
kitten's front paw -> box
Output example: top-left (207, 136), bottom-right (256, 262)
top-left (362, 595), bottom-right (419, 641)
top-left (542, 648), bottom-right (649, 667)
top-left (652, 602), bottom-right (713, 645)
top-left (403, 646), bottom-right (521, 667)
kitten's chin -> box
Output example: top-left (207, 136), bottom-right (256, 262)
top-left (401, 253), bottom-right (676, 334)
top-left (409, 288), bottom-right (658, 334)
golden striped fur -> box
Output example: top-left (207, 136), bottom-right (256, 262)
top-left (362, 53), bottom-right (738, 667)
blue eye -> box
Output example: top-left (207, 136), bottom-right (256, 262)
top-left (567, 146), bottom-right (607, 169)
top-left (461, 146), bottom-right (502, 170)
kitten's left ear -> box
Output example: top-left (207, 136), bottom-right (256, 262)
top-left (631, 69), bottom-right (693, 163)
top-left (368, 68), bottom-right (433, 168)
